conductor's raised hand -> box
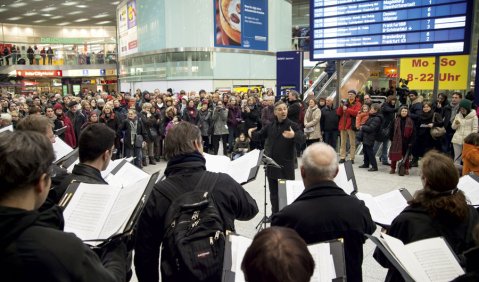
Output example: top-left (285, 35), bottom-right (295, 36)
top-left (248, 127), bottom-right (257, 138)
top-left (282, 126), bottom-right (295, 139)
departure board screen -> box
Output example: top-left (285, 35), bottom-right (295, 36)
top-left (310, 0), bottom-right (473, 60)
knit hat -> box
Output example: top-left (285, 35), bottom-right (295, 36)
top-left (459, 99), bottom-right (472, 111)
top-left (53, 103), bottom-right (63, 111)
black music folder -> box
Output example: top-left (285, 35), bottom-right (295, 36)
top-left (368, 233), bottom-right (464, 282)
top-left (222, 234), bottom-right (346, 282)
top-left (60, 171), bottom-right (160, 246)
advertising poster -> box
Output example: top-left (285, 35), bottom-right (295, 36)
top-left (214, 0), bottom-right (268, 50)
top-left (118, 0), bottom-right (138, 57)
top-left (400, 55), bottom-right (469, 90)
top-left (276, 51), bottom-right (303, 98)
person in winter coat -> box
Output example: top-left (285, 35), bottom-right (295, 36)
top-left (451, 99), bottom-right (478, 165)
top-left (462, 133), bottom-right (479, 176)
top-left (197, 101), bottom-right (212, 153)
top-left (303, 98), bottom-right (322, 147)
top-left (417, 101), bottom-right (443, 158)
top-left (408, 91), bottom-right (424, 167)
top-left (211, 100), bottom-right (229, 155)
top-left (321, 97), bottom-right (339, 150)
top-left (120, 109), bottom-right (148, 168)
top-left (242, 97), bottom-right (261, 149)
top-left (99, 105), bottom-right (122, 159)
top-left (139, 103), bottom-right (157, 166)
top-left (374, 151), bottom-right (479, 282)
top-left (358, 103), bottom-right (382, 171)
top-left (435, 93), bottom-right (453, 154)
top-left (53, 103), bottom-right (76, 148)
top-left (374, 95), bottom-right (397, 165)
top-left (337, 90), bottom-right (362, 163)
top-left (388, 106), bottom-right (415, 175)
top-left (227, 97), bottom-right (242, 153)
top-left (182, 100), bottom-right (198, 125)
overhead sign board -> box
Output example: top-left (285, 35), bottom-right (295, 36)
top-left (16, 70), bottom-right (63, 77)
top-left (310, 0), bottom-right (473, 60)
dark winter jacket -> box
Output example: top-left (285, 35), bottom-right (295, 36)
top-left (0, 205), bottom-right (127, 282)
top-left (134, 152), bottom-right (258, 282)
top-left (321, 105), bottom-right (339, 132)
top-left (360, 113), bottom-right (382, 146)
top-left (272, 181), bottom-right (376, 282)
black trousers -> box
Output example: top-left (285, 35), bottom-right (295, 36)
top-left (267, 177), bottom-right (279, 214)
top-left (212, 134), bottom-right (228, 155)
top-left (363, 143), bottom-right (377, 169)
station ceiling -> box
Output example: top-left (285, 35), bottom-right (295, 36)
top-left (0, 0), bottom-right (117, 26)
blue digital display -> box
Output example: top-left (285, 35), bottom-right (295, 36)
top-left (310, 0), bottom-right (473, 60)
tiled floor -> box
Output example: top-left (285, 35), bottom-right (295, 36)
top-left (138, 153), bottom-right (423, 282)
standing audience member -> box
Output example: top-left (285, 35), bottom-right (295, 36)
top-left (226, 97), bottom-right (242, 153)
top-left (303, 98), bottom-right (322, 147)
top-left (53, 103), bottom-right (76, 148)
top-left (242, 97), bottom-right (261, 149)
top-left (140, 103), bottom-right (157, 166)
top-left (197, 101), bottom-right (212, 153)
top-left (451, 99), bottom-right (478, 165)
top-left (0, 130), bottom-right (128, 282)
top-left (462, 133), bottom-right (479, 176)
top-left (444, 92), bottom-right (463, 154)
top-left (211, 100), bottom-right (229, 155)
top-left (358, 103), bottom-right (382, 172)
top-left (408, 91), bottom-right (424, 167)
top-left (337, 90), bottom-right (362, 163)
top-left (388, 106), bottom-right (415, 175)
top-left (120, 109), bottom-right (147, 168)
top-left (374, 95), bottom-right (397, 165)
top-left (249, 101), bottom-right (305, 215)
top-left (241, 227), bottom-right (315, 282)
top-left (416, 101), bottom-right (443, 158)
top-left (321, 97), bottom-right (339, 150)
top-left (134, 121), bottom-right (258, 282)
top-left (374, 151), bottom-right (479, 282)
top-left (272, 143), bottom-right (375, 282)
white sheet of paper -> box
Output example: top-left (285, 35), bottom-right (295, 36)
top-left (99, 177), bottom-right (150, 239)
top-left (63, 183), bottom-right (119, 241)
top-left (286, 180), bottom-right (305, 205)
top-left (101, 158), bottom-right (127, 178)
top-left (105, 161), bottom-right (149, 187)
top-left (308, 243), bottom-right (336, 282)
top-left (227, 149), bottom-right (261, 184)
top-left (0, 125), bottom-right (13, 133)
top-left (406, 237), bottom-right (464, 282)
top-left (228, 235), bottom-right (252, 281)
top-left (53, 136), bottom-right (74, 162)
top-left (334, 163), bottom-right (354, 195)
top-left (204, 153), bottom-right (230, 173)
top-left (381, 233), bottom-right (431, 282)
top-left (458, 175), bottom-right (479, 205)
top-left (361, 190), bottom-right (408, 226)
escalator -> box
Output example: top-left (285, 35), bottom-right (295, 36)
top-left (303, 60), bottom-right (373, 101)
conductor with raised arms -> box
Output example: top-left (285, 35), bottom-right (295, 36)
top-left (249, 100), bottom-right (305, 215)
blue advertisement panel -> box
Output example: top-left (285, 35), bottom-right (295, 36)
top-left (276, 51), bottom-right (303, 98)
top-left (214, 0), bottom-right (268, 50)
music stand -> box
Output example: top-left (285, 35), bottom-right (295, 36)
top-left (255, 154), bottom-right (281, 232)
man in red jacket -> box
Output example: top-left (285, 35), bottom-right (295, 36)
top-left (336, 90), bottom-right (361, 163)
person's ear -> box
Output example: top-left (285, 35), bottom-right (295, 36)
top-left (34, 173), bottom-right (51, 195)
top-left (300, 166), bottom-right (306, 179)
top-left (332, 166), bottom-right (339, 178)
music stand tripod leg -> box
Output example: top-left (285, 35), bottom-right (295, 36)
top-left (256, 166), bottom-right (269, 231)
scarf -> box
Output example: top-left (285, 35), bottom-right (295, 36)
top-left (164, 151), bottom-right (206, 176)
top-left (389, 116), bottom-right (414, 161)
top-left (129, 119), bottom-right (137, 146)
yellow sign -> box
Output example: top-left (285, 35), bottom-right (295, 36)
top-left (399, 55), bottom-right (469, 90)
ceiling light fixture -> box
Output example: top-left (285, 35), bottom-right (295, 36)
top-left (57, 22), bottom-right (71, 26)
top-left (62, 1), bottom-right (78, 6)
top-left (76, 4), bottom-right (88, 8)
top-left (68, 11), bottom-right (82, 15)
top-left (33, 19), bottom-right (47, 23)
top-left (51, 15), bottom-right (64, 19)
top-left (24, 11), bottom-right (38, 16)
top-left (42, 7), bottom-right (57, 12)
top-left (74, 18), bottom-right (89, 22)
top-left (96, 21), bottom-right (111, 25)
top-left (10, 2), bottom-right (27, 7)
top-left (92, 14), bottom-right (108, 18)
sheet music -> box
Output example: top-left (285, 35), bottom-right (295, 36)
top-left (0, 125), bottom-right (13, 133)
top-left (53, 136), bottom-right (74, 162)
top-left (227, 149), bottom-right (261, 184)
top-left (458, 175), bottom-right (479, 205)
top-left (99, 177), bottom-right (150, 239)
top-left (101, 158), bottom-right (126, 178)
top-left (308, 243), bottom-right (336, 282)
top-left (228, 235), bottom-right (252, 281)
top-left (204, 153), bottom-right (230, 173)
top-left (334, 163), bottom-right (354, 195)
top-left (66, 159), bottom-right (80, 173)
top-left (285, 181), bottom-right (305, 206)
top-left (406, 237), bottom-right (464, 282)
top-left (63, 183), bottom-right (118, 240)
top-left (361, 190), bottom-right (408, 226)
top-left (380, 233), bottom-right (430, 282)
top-left (105, 161), bottom-right (150, 187)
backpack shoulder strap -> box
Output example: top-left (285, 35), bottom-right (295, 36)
top-left (193, 171), bottom-right (220, 194)
top-left (158, 171), bottom-right (218, 202)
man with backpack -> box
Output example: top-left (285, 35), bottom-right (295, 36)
top-left (134, 121), bottom-right (258, 282)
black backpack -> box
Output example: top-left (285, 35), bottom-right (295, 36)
top-left (159, 171), bottom-right (225, 281)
